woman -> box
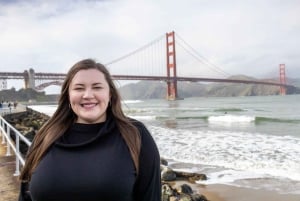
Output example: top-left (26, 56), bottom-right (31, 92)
top-left (19, 59), bottom-right (161, 201)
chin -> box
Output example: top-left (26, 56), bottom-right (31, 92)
top-left (82, 116), bottom-right (106, 124)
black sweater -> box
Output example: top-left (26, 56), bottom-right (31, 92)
top-left (19, 115), bottom-right (161, 201)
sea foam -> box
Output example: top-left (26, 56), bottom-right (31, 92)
top-left (208, 115), bottom-right (255, 123)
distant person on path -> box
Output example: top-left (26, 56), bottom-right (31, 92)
top-left (14, 101), bottom-right (18, 109)
top-left (18, 59), bottom-right (161, 201)
top-left (8, 102), bottom-right (12, 112)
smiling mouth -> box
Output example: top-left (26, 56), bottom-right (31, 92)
top-left (81, 103), bottom-right (98, 108)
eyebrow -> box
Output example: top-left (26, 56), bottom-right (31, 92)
top-left (72, 82), bottom-right (103, 86)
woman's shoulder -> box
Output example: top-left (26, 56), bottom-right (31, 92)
top-left (129, 118), bottom-right (161, 160)
top-left (128, 118), bottom-right (152, 139)
top-left (129, 118), bottom-right (146, 129)
top-left (130, 118), bottom-right (154, 143)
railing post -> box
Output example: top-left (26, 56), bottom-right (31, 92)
top-left (14, 134), bottom-right (20, 176)
top-left (0, 114), bottom-right (32, 178)
top-left (6, 126), bottom-right (11, 156)
top-left (1, 119), bottom-right (5, 144)
top-left (1, 133), bottom-right (4, 144)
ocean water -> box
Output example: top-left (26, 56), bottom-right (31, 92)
top-left (28, 95), bottom-right (300, 194)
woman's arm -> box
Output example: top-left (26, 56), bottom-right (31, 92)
top-left (18, 182), bottom-right (32, 201)
top-left (133, 122), bottom-right (161, 201)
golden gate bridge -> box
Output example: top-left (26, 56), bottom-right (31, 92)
top-left (0, 31), bottom-right (294, 100)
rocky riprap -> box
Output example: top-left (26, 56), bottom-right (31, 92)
top-left (3, 108), bottom-right (210, 201)
top-left (161, 158), bottom-right (209, 201)
top-left (3, 108), bottom-right (49, 155)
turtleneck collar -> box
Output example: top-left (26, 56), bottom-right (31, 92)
top-left (55, 113), bottom-right (116, 148)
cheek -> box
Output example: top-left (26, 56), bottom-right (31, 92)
top-left (69, 93), bottom-right (80, 104)
top-left (97, 92), bottom-right (110, 101)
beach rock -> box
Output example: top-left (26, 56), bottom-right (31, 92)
top-left (191, 194), bottom-right (209, 201)
top-left (161, 157), bottom-right (169, 166)
top-left (162, 183), bottom-right (177, 201)
top-left (178, 184), bottom-right (193, 194)
top-left (174, 194), bottom-right (192, 201)
top-left (161, 166), bottom-right (177, 181)
top-left (175, 171), bottom-right (207, 182)
top-left (162, 182), bottom-right (209, 201)
top-left (14, 123), bottom-right (30, 133)
top-left (160, 159), bottom-right (210, 201)
top-left (161, 165), bottom-right (207, 183)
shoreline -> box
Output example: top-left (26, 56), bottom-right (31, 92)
top-left (166, 158), bottom-right (300, 199)
top-left (204, 184), bottom-right (300, 201)
top-left (4, 105), bottom-right (300, 201)
top-left (171, 181), bottom-right (300, 201)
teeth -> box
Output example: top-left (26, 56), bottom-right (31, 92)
top-left (82, 103), bottom-right (96, 108)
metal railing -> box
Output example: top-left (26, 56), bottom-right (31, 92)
top-left (0, 115), bottom-right (32, 176)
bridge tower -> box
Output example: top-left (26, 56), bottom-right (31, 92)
top-left (279, 64), bottom-right (286, 95)
top-left (24, 70), bottom-right (29, 89)
top-left (0, 79), bottom-right (7, 90)
top-left (166, 31), bottom-right (178, 100)
top-left (23, 68), bottom-right (35, 89)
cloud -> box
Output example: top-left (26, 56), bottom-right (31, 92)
top-left (0, 0), bottom-right (299, 92)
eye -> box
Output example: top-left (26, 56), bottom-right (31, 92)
top-left (93, 85), bottom-right (103, 89)
top-left (74, 87), bottom-right (84, 91)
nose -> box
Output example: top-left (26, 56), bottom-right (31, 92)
top-left (83, 89), bottom-right (94, 98)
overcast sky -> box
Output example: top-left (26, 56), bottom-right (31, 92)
top-left (0, 0), bottom-right (300, 91)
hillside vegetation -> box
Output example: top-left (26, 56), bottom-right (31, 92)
top-left (119, 75), bottom-right (300, 99)
top-left (0, 88), bottom-right (59, 102)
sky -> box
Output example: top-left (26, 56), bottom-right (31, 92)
top-left (0, 0), bottom-right (300, 92)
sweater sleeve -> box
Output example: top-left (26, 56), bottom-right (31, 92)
top-left (18, 182), bottom-right (32, 201)
top-left (133, 122), bottom-right (161, 201)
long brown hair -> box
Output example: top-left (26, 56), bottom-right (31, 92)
top-left (20, 59), bottom-right (141, 181)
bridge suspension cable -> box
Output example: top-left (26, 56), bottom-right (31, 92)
top-left (175, 33), bottom-right (231, 78)
top-left (105, 34), bottom-right (166, 77)
top-left (105, 34), bottom-right (165, 66)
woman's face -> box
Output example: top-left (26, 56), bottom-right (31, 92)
top-left (69, 69), bottom-right (111, 124)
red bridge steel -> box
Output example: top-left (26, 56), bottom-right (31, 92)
top-left (0, 72), bottom-right (292, 87)
top-left (0, 72), bottom-right (294, 89)
top-left (0, 31), bottom-right (295, 100)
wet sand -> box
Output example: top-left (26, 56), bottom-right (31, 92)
top-left (172, 181), bottom-right (300, 201)
top-left (205, 184), bottom-right (300, 201)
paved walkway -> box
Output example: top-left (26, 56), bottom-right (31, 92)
top-left (0, 105), bottom-right (27, 201)
top-left (0, 143), bottom-right (19, 201)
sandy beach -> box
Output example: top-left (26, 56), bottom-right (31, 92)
top-left (170, 180), bottom-right (300, 201)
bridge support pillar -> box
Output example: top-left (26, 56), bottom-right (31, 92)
top-left (279, 64), bottom-right (286, 95)
top-left (0, 79), bottom-right (7, 90)
top-left (166, 31), bottom-right (178, 100)
top-left (24, 69), bottom-right (35, 89)
top-left (24, 70), bottom-right (29, 89)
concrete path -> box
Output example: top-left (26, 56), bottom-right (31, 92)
top-left (0, 104), bottom-right (26, 201)
top-left (0, 143), bottom-right (20, 201)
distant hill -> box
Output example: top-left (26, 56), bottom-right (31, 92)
top-left (287, 77), bottom-right (300, 88)
top-left (0, 88), bottom-right (59, 102)
top-left (119, 75), bottom-right (300, 99)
